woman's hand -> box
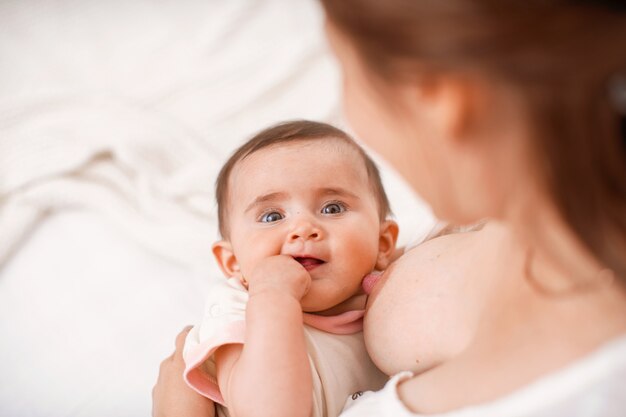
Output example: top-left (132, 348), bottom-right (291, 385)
top-left (152, 326), bottom-right (216, 417)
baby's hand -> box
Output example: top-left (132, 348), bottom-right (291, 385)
top-left (246, 255), bottom-right (311, 302)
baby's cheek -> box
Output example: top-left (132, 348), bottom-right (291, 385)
top-left (235, 248), bottom-right (259, 275)
top-left (343, 231), bottom-right (379, 270)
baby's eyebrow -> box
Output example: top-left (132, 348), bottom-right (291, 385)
top-left (317, 187), bottom-right (359, 200)
top-left (244, 191), bottom-right (288, 213)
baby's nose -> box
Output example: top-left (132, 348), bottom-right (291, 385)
top-left (289, 229), bottom-right (320, 241)
top-left (288, 221), bottom-right (322, 242)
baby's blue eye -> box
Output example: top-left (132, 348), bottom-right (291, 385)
top-left (321, 202), bottom-right (346, 215)
top-left (260, 211), bottom-right (284, 223)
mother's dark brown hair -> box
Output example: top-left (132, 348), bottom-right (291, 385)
top-left (321, 0), bottom-right (626, 282)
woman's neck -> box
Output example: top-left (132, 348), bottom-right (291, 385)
top-left (398, 217), bottom-right (626, 414)
top-left (502, 181), bottom-right (623, 294)
top-left (520, 203), bottom-right (616, 294)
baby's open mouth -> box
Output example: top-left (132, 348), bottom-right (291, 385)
top-left (294, 257), bottom-right (325, 271)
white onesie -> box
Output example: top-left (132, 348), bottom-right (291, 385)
top-left (183, 277), bottom-right (388, 417)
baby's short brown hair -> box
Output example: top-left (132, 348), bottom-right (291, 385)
top-left (216, 120), bottom-right (392, 238)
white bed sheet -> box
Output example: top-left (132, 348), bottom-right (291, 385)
top-left (0, 1), bottom-right (435, 416)
top-left (0, 211), bottom-right (213, 416)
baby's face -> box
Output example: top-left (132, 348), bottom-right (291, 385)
top-left (223, 138), bottom-right (388, 312)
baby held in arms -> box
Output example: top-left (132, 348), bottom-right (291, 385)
top-left (183, 120), bottom-right (399, 417)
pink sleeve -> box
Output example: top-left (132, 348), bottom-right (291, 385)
top-left (183, 320), bottom-right (246, 405)
top-left (182, 277), bottom-right (249, 405)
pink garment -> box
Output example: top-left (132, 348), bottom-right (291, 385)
top-left (184, 320), bottom-right (247, 404)
top-left (303, 309), bottom-right (365, 335)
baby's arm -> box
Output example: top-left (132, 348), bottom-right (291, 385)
top-left (214, 255), bottom-right (313, 417)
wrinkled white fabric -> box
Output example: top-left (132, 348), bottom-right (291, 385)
top-left (0, 0), bottom-right (346, 270)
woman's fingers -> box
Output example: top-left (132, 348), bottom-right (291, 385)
top-left (175, 325), bottom-right (193, 352)
top-left (158, 325), bottom-right (192, 369)
top-left (152, 326), bottom-right (216, 417)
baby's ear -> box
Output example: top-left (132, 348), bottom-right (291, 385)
top-left (212, 240), bottom-right (240, 277)
top-left (375, 220), bottom-right (399, 270)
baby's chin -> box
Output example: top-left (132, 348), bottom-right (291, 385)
top-left (301, 294), bottom-right (350, 314)
top-left (300, 279), bottom-right (363, 314)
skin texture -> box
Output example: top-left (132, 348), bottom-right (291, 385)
top-left (363, 224), bottom-right (512, 377)
top-left (213, 139), bottom-right (397, 313)
top-left (326, 21), bottom-right (626, 414)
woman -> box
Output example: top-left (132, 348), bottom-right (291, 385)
top-left (154, 1), bottom-right (626, 415)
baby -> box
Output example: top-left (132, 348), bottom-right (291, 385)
top-left (183, 120), bottom-right (398, 417)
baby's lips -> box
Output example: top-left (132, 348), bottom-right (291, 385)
top-left (362, 271), bottom-right (383, 295)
